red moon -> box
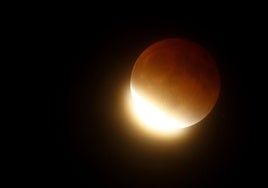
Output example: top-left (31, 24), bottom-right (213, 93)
top-left (130, 38), bottom-right (221, 131)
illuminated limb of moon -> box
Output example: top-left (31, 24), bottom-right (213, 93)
top-left (130, 85), bottom-right (187, 136)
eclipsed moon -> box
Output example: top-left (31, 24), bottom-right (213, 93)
top-left (130, 38), bottom-right (220, 136)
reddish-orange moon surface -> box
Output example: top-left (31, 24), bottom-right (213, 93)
top-left (131, 38), bottom-right (221, 128)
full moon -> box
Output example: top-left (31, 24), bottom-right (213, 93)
top-left (130, 38), bottom-right (220, 137)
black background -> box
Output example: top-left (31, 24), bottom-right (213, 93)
top-left (49, 12), bottom-right (263, 187)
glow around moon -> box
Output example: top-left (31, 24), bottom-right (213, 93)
top-left (129, 38), bottom-right (221, 137)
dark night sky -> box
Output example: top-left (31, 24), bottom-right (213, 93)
top-left (49, 13), bottom-right (263, 187)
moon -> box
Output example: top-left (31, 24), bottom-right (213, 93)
top-left (130, 38), bottom-right (220, 136)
